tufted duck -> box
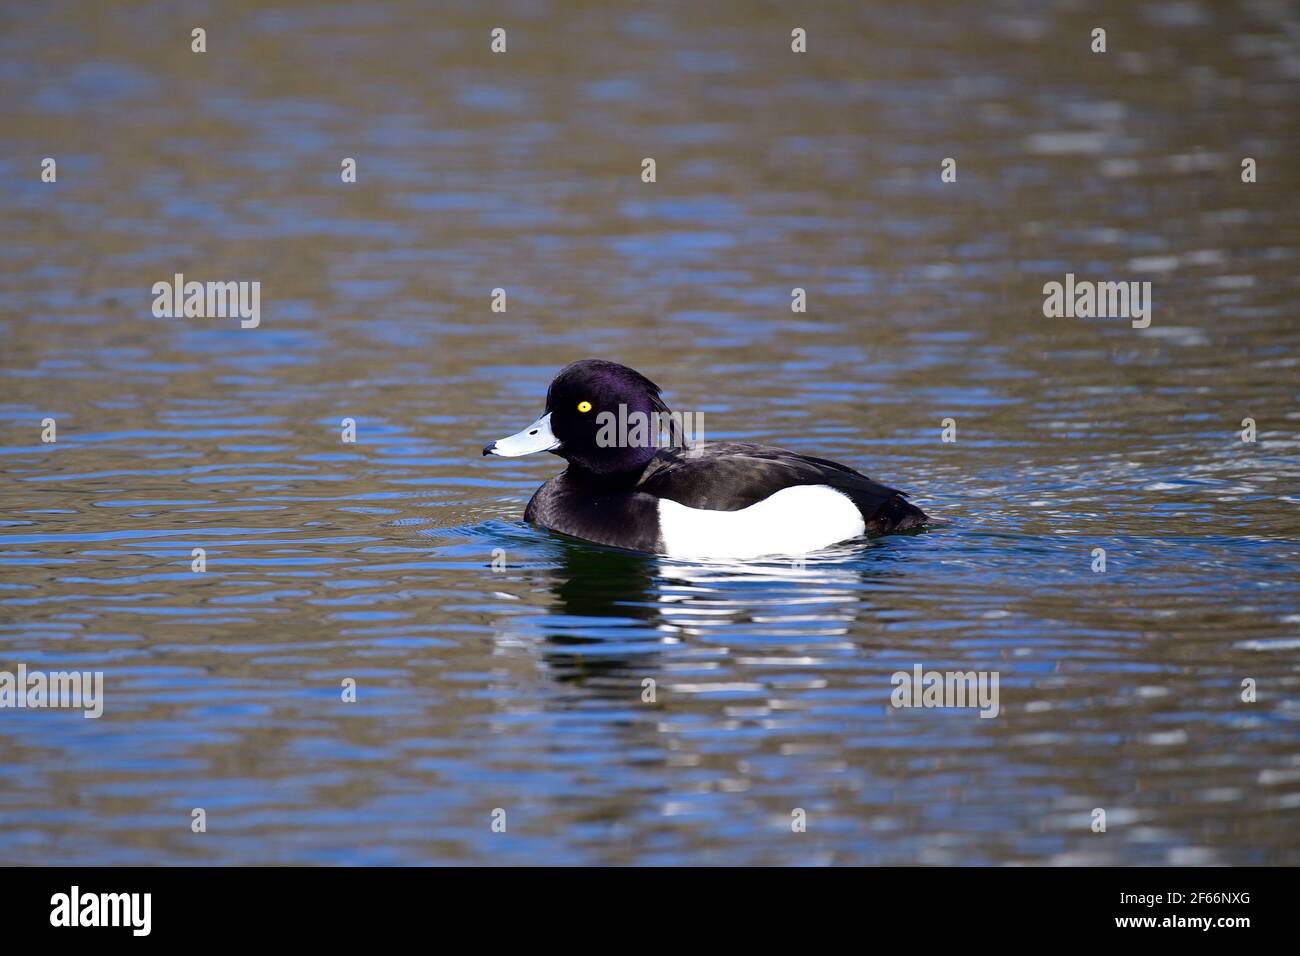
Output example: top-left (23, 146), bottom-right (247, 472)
top-left (483, 360), bottom-right (927, 558)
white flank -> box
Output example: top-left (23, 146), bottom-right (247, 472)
top-left (657, 485), bottom-right (866, 559)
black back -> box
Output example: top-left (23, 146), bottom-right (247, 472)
top-left (636, 442), bottom-right (927, 535)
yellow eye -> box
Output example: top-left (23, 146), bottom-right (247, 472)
top-left (577, 401), bottom-right (592, 413)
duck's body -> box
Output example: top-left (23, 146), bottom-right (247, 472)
top-left (484, 360), bottom-right (928, 558)
top-left (525, 441), bottom-right (924, 557)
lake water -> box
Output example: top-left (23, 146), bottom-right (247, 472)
top-left (1, 0), bottom-right (1298, 865)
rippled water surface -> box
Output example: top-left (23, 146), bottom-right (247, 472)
top-left (2, 0), bottom-right (1298, 865)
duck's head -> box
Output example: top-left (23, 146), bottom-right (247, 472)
top-left (483, 359), bottom-right (676, 475)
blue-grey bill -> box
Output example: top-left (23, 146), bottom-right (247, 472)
top-left (484, 413), bottom-right (561, 457)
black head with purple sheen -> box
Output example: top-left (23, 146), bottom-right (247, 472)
top-left (483, 360), bottom-right (678, 475)
top-left (547, 360), bottom-right (674, 474)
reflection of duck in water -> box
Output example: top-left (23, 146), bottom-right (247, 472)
top-left (484, 360), bottom-right (927, 558)
top-left (549, 543), bottom-right (658, 627)
top-left (653, 551), bottom-right (876, 639)
top-left (534, 543), bottom-right (660, 689)
top-left (543, 538), bottom-right (884, 645)
top-left (526, 531), bottom-right (907, 691)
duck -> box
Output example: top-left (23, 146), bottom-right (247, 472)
top-left (482, 360), bottom-right (928, 558)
